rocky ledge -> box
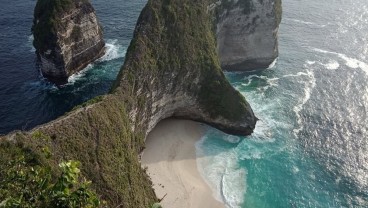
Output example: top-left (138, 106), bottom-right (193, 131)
top-left (0, 0), bottom-right (266, 207)
top-left (32, 0), bottom-right (105, 84)
top-left (211, 0), bottom-right (282, 71)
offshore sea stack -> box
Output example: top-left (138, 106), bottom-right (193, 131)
top-left (32, 0), bottom-right (105, 84)
top-left (212, 0), bottom-right (282, 71)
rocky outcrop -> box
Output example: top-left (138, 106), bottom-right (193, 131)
top-left (211, 0), bottom-right (282, 71)
top-left (1, 0), bottom-right (258, 207)
top-left (32, 0), bottom-right (105, 84)
top-left (111, 0), bottom-right (257, 136)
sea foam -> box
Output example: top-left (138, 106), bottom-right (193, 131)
top-left (28, 35), bottom-right (35, 52)
top-left (323, 60), bottom-right (340, 70)
top-left (67, 39), bottom-right (126, 84)
top-left (267, 58), bottom-right (278, 69)
top-left (196, 136), bottom-right (246, 208)
top-left (285, 18), bottom-right (327, 28)
top-left (292, 68), bottom-right (316, 135)
top-left (97, 39), bottom-right (126, 62)
top-left (312, 47), bottom-right (368, 75)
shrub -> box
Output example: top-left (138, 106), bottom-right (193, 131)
top-left (152, 203), bottom-right (162, 208)
top-left (0, 157), bottom-right (101, 208)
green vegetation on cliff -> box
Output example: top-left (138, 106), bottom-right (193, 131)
top-left (275, 0), bottom-right (282, 25)
top-left (32, 0), bottom-right (75, 51)
top-left (0, 97), bottom-right (157, 207)
top-left (0, 146), bottom-right (101, 208)
top-left (113, 0), bottom-right (252, 121)
top-left (32, 0), bottom-right (92, 51)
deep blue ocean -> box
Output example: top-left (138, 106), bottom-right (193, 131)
top-left (1, 0), bottom-right (367, 207)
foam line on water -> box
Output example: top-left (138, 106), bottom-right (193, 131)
top-left (292, 68), bottom-right (316, 135)
top-left (306, 60), bottom-right (316, 65)
top-left (28, 35), bottom-right (35, 52)
top-left (67, 64), bottom-right (93, 84)
top-left (267, 58), bottom-right (278, 69)
top-left (196, 136), bottom-right (246, 208)
top-left (312, 47), bottom-right (368, 74)
top-left (323, 60), bottom-right (340, 70)
top-left (282, 71), bottom-right (310, 78)
top-left (97, 39), bottom-right (127, 62)
top-left (309, 59), bottom-right (340, 70)
top-left (67, 39), bottom-right (125, 84)
top-left (244, 75), bottom-right (281, 82)
top-left (221, 167), bottom-right (247, 208)
top-left (284, 18), bottom-right (327, 28)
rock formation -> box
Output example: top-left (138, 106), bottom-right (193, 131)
top-left (211, 0), bottom-right (282, 71)
top-left (0, 0), bottom-right (266, 207)
top-left (32, 0), bottom-right (105, 84)
top-left (111, 0), bottom-right (257, 136)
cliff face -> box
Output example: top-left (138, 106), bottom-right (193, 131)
top-left (1, 0), bottom-right (259, 207)
top-left (212, 0), bottom-right (282, 71)
top-left (112, 0), bottom-right (257, 136)
top-left (32, 0), bottom-right (105, 84)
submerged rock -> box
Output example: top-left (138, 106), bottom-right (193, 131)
top-left (32, 0), bottom-right (105, 84)
top-left (212, 0), bottom-right (282, 71)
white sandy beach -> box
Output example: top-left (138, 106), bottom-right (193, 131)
top-left (141, 119), bottom-right (224, 208)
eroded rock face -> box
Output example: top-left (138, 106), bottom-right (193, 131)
top-left (212, 0), bottom-right (282, 71)
top-left (32, 0), bottom-right (105, 84)
top-left (112, 0), bottom-right (257, 136)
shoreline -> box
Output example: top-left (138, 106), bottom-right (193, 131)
top-left (141, 119), bottom-right (224, 208)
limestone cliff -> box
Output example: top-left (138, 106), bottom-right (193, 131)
top-left (1, 0), bottom-right (257, 207)
top-left (211, 0), bottom-right (282, 71)
top-left (32, 0), bottom-right (105, 84)
top-left (112, 0), bottom-right (257, 136)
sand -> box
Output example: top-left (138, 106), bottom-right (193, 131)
top-left (141, 119), bottom-right (224, 208)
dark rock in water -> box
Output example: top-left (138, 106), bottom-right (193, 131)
top-left (32, 0), bottom-right (105, 84)
top-left (211, 0), bottom-right (282, 71)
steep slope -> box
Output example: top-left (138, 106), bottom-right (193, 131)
top-left (212, 0), bottom-right (282, 71)
top-left (32, 0), bottom-right (105, 84)
top-left (112, 0), bottom-right (257, 135)
top-left (1, 0), bottom-right (257, 207)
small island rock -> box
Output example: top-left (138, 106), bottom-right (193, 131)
top-left (32, 0), bottom-right (105, 84)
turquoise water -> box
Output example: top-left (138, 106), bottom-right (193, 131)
top-left (1, 0), bottom-right (368, 207)
top-left (197, 0), bottom-right (368, 207)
